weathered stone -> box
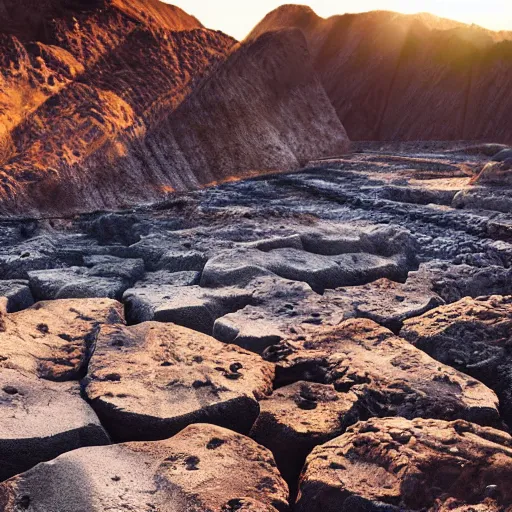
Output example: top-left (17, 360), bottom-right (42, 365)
top-left (0, 298), bottom-right (124, 380)
top-left (202, 247), bottom-right (409, 293)
top-left (0, 424), bottom-right (289, 511)
top-left (87, 213), bottom-right (144, 246)
top-left (401, 295), bottom-right (512, 426)
top-left (84, 322), bottom-right (275, 441)
top-left (296, 417), bottom-right (512, 512)
top-left (123, 284), bottom-right (252, 332)
top-left (156, 250), bottom-right (208, 272)
top-left (0, 369), bottom-right (109, 481)
top-left (250, 381), bottom-right (359, 494)
top-left (410, 261), bottom-right (512, 302)
top-left (28, 268), bottom-right (128, 301)
top-left (0, 280), bottom-right (34, 312)
top-left (214, 275), bottom-right (442, 353)
top-left (492, 148), bottom-right (512, 162)
top-left (264, 319), bottom-right (502, 428)
top-left (83, 255), bottom-right (145, 282)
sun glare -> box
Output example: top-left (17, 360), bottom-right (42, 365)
top-left (170, 0), bottom-right (512, 39)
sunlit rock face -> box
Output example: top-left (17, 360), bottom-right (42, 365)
top-left (248, 5), bottom-right (512, 144)
top-left (0, 1), bottom-right (349, 216)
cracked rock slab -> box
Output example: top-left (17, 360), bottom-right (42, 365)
top-left (0, 369), bottom-right (109, 481)
top-left (202, 247), bottom-right (410, 293)
top-left (214, 275), bottom-right (442, 353)
top-left (28, 268), bottom-right (129, 301)
top-left (0, 424), bottom-right (289, 512)
top-left (296, 417), bottom-right (512, 512)
top-left (0, 298), bottom-right (124, 380)
top-left (250, 381), bottom-right (359, 494)
top-left (83, 322), bottom-right (275, 441)
top-left (123, 284), bottom-right (252, 333)
top-left (401, 295), bottom-right (512, 426)
top-left (264, 319), bottom-right (503, 428)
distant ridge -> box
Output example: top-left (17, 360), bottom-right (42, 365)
top-left (249, 5), bottom-right (512, 143)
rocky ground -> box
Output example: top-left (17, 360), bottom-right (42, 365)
top-left (1, 142), bottom-right (512, 511)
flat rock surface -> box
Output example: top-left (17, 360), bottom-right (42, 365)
top-left (1, 143), bottom-right (512, 499)
top-left (0, 423), bottom-right (289, 512)
top-left (0, 299), bottom-right (124, 380)
top-left (0, 369), bottom-right (109, 481)
top-left (84, 322), bottom-right (275, 441)
top-left (264, 319), bottom-right (503, 428)
top-left (296, 417), bottom-right (512, 512)
top-left (401, 295), bottom-right (512, 424)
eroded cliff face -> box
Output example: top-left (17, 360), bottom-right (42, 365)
top-left (0, 1), bottom-right (348, 216)
top-left (248, 5), bottom-right (512, 144)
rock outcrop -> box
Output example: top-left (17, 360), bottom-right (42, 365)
top-left (0, 1), bottom-right (349, 215)
top-left (249, 5), bottom-right (512, 144)
top-left (0, 298), bottom-right (124, 380)
top-left (402, 296), bottom-right (512, 425)
top-left (0, 369), bottom-right (109, 481)
top-left (0, 423), bottom-right (290, 511)
top-left (296, 417), bottom-right (512, 511)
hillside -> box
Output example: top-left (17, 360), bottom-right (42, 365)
top-left (248, 5), bottom-right (512, 143)
top-left (0, 1), bottom-right (349, 215)
top-left (0, 28), bottom-right (348, 214)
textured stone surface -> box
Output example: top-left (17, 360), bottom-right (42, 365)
top-left (0, 424), bottom-right (289, 512)
top-left (84, 322), bottom-right (275, 441)
top-left (401, 296), bottom-right (512, 426)
top-left (124, 284), bottom-right (252, 332)
top-left (0, 280), bottom-right (34, 312)
top-left (264, 319), bottom-right (503, 428)
top-left (250, 381), bottom-right (359, 494)
top-left (296, 417), bottom-right (512, 512)
top-left (0, 298), bottom-right (124, 380)
top-left (0, 369), bottom-right (109, 481)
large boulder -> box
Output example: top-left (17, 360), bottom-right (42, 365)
top-left (83, 322), bottom-right (275, 441)
top-left (401, 295), bottom-right (512, 426)
top-left (0, 424), bottom-right (289, 511)
top-left (264, 319), bottom-right (503, 428)
top-left (296, 417), bottom-right (512, 512)
top-left (0, 298), bottom-right (124, 380)
top-left (0, 369), bottom-right (109, 481)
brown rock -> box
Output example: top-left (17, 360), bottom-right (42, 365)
top-left (0, 298), bottom-right (124, 380)
top-left (264, 319), bottom-right (503, 428)
top-left (0, 423), bottom-right (289, 511)
top-left (250, 381), bottom-right (359, 495)
top-left (83, 322), bottom-right (275, 441)
top-left (0, 10), bottom-right (348, 215)
top-left (472, 161), bottom-right (512, 186)
top-left (0, 369), bottom-right (109, 481)
top-left (296, 417), bottom-right (512, 511)
top-left (401, 295), bottom-right (512, 426)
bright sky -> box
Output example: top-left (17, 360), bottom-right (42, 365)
top-left (169, 0), bottom-right (512, 39)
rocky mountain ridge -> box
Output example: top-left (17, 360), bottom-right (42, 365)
top-left (249, 5), bottom-right (512, 143)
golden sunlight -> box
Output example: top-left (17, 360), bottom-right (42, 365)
top-left (170, 0), bottom-right (512, 39)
